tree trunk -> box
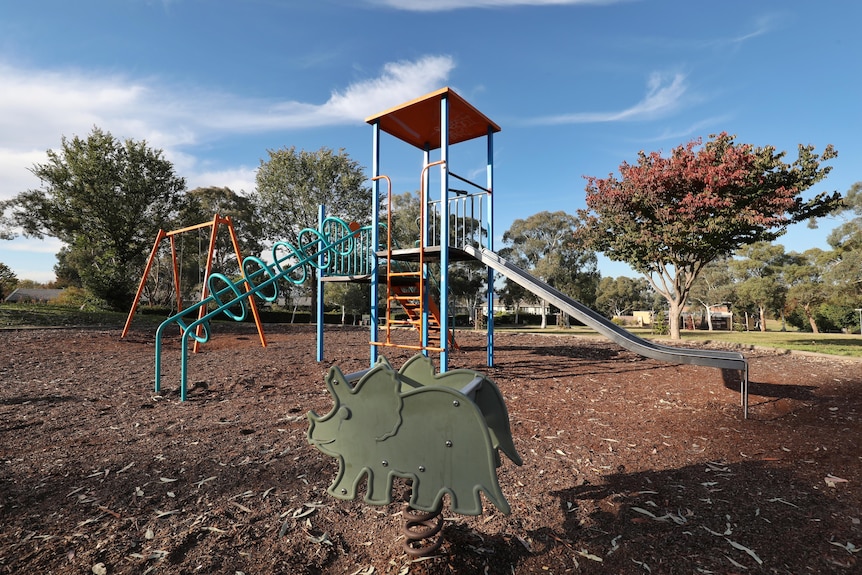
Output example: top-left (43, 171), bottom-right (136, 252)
top-left (540, 300), bottom-right (548, 329)
top-left (758, 306), bottom-right (767, 332)
top-left (668, 301), bottom-right (682, 340)
top-left (804, 303), bottom-right (819, 333)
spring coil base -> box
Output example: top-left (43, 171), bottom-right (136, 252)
top-left (402, 504), bottom-right (444, 557)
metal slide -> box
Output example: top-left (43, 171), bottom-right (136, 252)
top-left (463, 245), bottom-right (750, 417)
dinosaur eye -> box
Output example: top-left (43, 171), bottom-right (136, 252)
top-left (338, 406), bottom-right (351, 420)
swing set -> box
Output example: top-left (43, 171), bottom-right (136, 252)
top-left (121, 213), bottom-right (267, 350)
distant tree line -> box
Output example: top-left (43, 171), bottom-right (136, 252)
top-left (1, 128), bottom-right (857, 338)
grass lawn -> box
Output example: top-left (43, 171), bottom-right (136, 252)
top-left (0, 304), bottom-right (167, 330)
top-left (3, 303), bottom-right (861, 359)
top-left (495, 321), bottom-right (862, 359)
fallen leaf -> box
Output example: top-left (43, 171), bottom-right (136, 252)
top-left (829, 540), bottom-right (861, 554)
top-left (308, 532), bottom-right (333, 546)
top-left (725, 537), bottom-right (763, 565)
top-left (576, 549), bottom-right (603, 562)
top-left (825, 475), bottom-right (849, 488)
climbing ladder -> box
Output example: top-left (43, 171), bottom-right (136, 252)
top-left (373, 171), bottom-right (457, 352)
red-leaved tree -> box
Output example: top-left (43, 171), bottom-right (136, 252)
top-left (578, 132), bottom-right (839, 339)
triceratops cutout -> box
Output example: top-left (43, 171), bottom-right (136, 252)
top-left (307, 354), bottom-right (522, 516)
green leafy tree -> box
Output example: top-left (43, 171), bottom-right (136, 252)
top-left (730, 242), bottom-right (790, 331)
top-left (784, 248), bottom-right (832, 333)
top-left (826, 182), bottom-right (862, 302)
top-left (595, 276), bottom-right (653, 318)
top-left (0, 200), bottom-right (15, 240)
top-left (449, 262), bottom-right (487, 325)
top-left (0, 263), bottom-right (18, 300)
top-left (167, 186), bottom-right (266, 304)
top-left (579, 132), bottom-right (839, 339)
top-left (253, 147), bottom-right (371, 315)
top-left (688, 258), bottom-right (735, 331)
top-left (9, 127), bottom-right (186, 309)
top-left (501, 210), bottom-right (597, 328)
top-left (496, 274), bottom-right (530, 325)
top-left (535, 249), bottom-right (599, 326)
top-left (326, 282), bottom-right (370, 325)
top-left (384, 191), bottom-right (422, 248)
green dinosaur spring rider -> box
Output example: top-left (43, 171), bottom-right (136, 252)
top-left (307, 354), bottom-right (522, 555)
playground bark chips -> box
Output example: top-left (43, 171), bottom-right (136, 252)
top-left (1, 325), bottom-right (860, 573)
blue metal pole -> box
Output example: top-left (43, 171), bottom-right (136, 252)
top-left (316, 204), bottom-right (325, 362)
top-left (439, 95), bottom-right (450, 372)
top-left (422, 146), bottom-right (431, 353)
top-left (486, 127), bottom-right (495, 367)
top-left (370, 121), bottom-right (381, 366)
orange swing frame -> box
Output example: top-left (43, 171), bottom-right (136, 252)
top-left (121, 213), bottom-right (267, 351)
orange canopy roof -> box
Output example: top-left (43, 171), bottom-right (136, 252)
top-left (365, 87), bottom-right (501, 151)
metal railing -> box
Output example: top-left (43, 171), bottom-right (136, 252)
top-left (320, 218), bottom-right (377, 277)
top-left (427, 171), bottom-right (491, 250)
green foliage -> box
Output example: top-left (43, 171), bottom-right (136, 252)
top-left (651, 310), bottom-right (669, 335)
top-left (500, 211), bottom-right (598, 326)
top-left (0, 200), bottom-right (15, 240)
top-left (817, 304), bottom-right (857, 333)
top-left (254, 147), bottom-right (370, 244)
top-left (449, 261), bottom-right (488, 311)
top-left (53, 286), bottom-right (106, 310)
top-left (181, 187), bottom-right (264, 278)
top-left (325, 282), bottom-right (370, 323)
top-left (595, 276), bottom-right (653, 317)
top-left (385, 191), bottom-right (422, 248)
top-left (9, 127), bottom-right (186, 310)
top-left (0, 262), bottom-right (18, 300)
top-left (253, 147), bottom-right (370, 313)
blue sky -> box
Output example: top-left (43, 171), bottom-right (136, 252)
top-left (1, 0), bottom-right (858, 283)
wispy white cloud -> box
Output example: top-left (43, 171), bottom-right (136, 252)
top-left (213, 55), bottom-right (455, 131)
top-left (368, 0), bottom-right (622, 11)
top-left (526, 72), bottom-right (687, 125)
top-left (639, 114), bottom-right (733, 144)
top-left (704, 13), bottom-right (781, 50)
top-left (0, 55), bottom-right (455, 202)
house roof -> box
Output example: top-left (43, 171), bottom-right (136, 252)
top-left (365, 87), bottom-right (501, 151)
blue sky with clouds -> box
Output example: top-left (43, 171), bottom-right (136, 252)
top-left (1, 0), bottom-right (858, 283)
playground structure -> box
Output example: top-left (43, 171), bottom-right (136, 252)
top-left (146, 85), bottom-right (751, 557)
top-left (123, 213), bottom-right (267, 351)
top-left (152, 86), bottom-right (749, 413)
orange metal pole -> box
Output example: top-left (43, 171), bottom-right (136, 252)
top-left (122, 229), bottom-right (165, 338)
top-left (224, 215), bottom-right (268, 348)
top-left (170, 235), bottom-right (183, 320)
top-left (192, 214), bottom-right (221, 353)
top-left (165, 220), bottom-right (217, 236)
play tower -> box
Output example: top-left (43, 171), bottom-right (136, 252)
top-left (319, 87), bottom-right (501, 372)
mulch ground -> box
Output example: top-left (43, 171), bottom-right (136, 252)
top-left (1, 324), bottom-right (860, 574)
